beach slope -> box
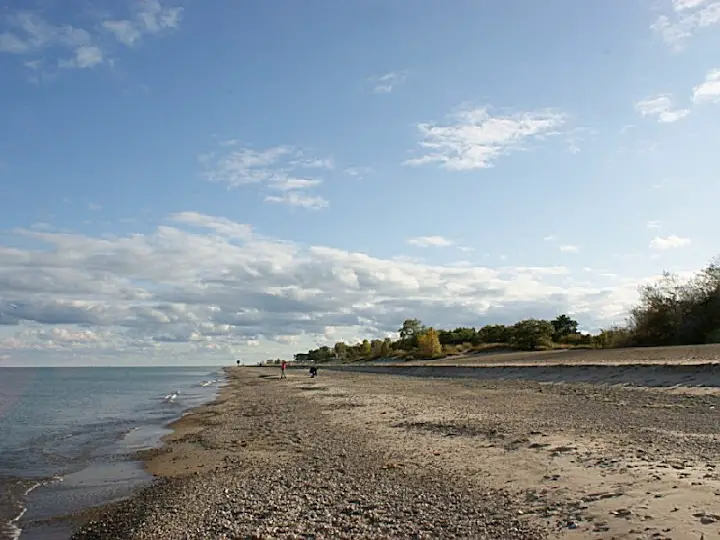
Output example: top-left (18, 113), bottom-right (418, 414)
top-left (72, 367), bottom-right (720, 539)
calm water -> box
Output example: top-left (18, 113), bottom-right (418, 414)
top-left (0, 366), bottom-right (224, 540)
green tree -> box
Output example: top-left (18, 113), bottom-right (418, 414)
top-left (399, 318), bottom-right (425, 340)
top-left (551, 314), bottom-right (578, 342)
top-left (398, 318), bottom-right (425, 349)
top-left (360, 339), bottom-right (372, 357)
top-left (510, 319), bottom-right (554, 350)
top-left (380, 338), bottom-right (392, 357)
top-left (334, 341), bottom-right (347, 360)
top-left (477, 324), bottom-right (511, 343)
top-left (370, 339), bottom-right (384, 358)
top-left (594, 326), bottom-right (631, 348)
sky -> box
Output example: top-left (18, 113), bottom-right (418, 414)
top-left (0, 0), bottom-right (719, 366)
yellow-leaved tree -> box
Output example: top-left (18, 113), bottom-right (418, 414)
top-left (417, 327), bottom-right (443, 358)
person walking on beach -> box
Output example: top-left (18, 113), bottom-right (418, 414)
top-left (280, 360), bottom-right (287, 379)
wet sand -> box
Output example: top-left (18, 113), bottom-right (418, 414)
top-left (70, 363), bottom-right (720, 539)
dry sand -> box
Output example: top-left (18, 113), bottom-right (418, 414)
top-left (70, 362), bottom-right (720, 540)
top-left (402, 343), bottom-right (720, 367)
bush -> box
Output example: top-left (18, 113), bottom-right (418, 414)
top-left (705, 328), bottom-right (720, 344)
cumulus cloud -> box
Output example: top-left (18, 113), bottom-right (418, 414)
top-left (0, 213), bottom-right (651, 364)
top-left (368, 71), bottom-right (407, 94)
top-left (404, 106), bottom-right (565, 170)
top-left (649, 235), bottom-right (691, 250)
top-left (652, 0), bottom-right (720, 48)
top-left (408, 236), bottom-right (455, 248)
top-left (202, 143), bottom-right (332, 209)
top-left (634, 95), bottom-right (690, 123)
top-left (692, 69), bottom-right (720, 103)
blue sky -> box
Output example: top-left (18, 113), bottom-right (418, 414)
top-left (1, 0), bottom-right (719, 366)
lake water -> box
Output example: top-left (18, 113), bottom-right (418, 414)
top-left (0, 366), bottom-right (224, 540)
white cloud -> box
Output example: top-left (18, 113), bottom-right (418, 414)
top-left (103, 0), bottom-right (183, 46)
top-left (269, 178), bottom-right (323, 191)
top-left (634, 95), bottom-right (690, 123)
top-left (264, 191), bottom-right (329, 210)
top-left (291, 156), bottom-right (334, 170)
top-left (343, 167), bottom-right (373, 179)
top-left (203, 146), bottom-right (294, 187)
top-left (408, 236), bottom-right (455, 248)
top-left (559, 245), bottom-right (580, 253)
top-left (649, 235), bottom-right (691, 250)
top-left (0, 212), bottom-right (650, 365)
top-left (102, 20), bottom-right (142, 47)
top-left (543, 235), bottom-right (557, 242)
top-left (692, 69), bottom-right (720, 103)
top-left (0, 11), bottom-right (95, 66)
top-left (0, 32), bottom-right (30, 53)
top-left (169, 212), bottom-right (253, 239)
top-left (58, 45), bottom-right (104, 69)
top-left (202, 144), bottom-right (331, 210)
top-left (137, 0), bottom-right (183, 33)
top-left (652, 1), bottom-right (720, 48)
top-left (404, 106), bottom-right (565, 170)
top-left (368, 71), bottom-right (406, 94)
top-left (674, 0), bottom-right (711, 10)
top-left (1, 2), bottom-right (182, 74)
top-left (646, 220), bottom-right (662, 229)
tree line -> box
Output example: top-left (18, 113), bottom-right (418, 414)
top-left (289, 256), bottom-right (720, 364)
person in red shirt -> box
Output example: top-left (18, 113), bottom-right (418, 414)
top-left (280, 360), bottom-right (287, 379)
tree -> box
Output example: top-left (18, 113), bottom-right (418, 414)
top-left (398, 319), bottom-right (425, 349)
top-left (551, 314), bottom-right (578, 342)
top-left (360, 339), bottom-right (372, 357)
top-left (334, 341), bottom-right (347, 360)
top-left (380, 338), bottom-right (392, 357)
top-left (370, 339), bottom-right (384, 358)
top-left (417, 327), bottom-right (443, 358)
top-left (399, 318), bottom-right (425, 340)
top-left (477, 324), bottom-right (511, 343)
top-left (438, 327), bottom-right (477, 345)
top-left (510, 319), bottom-right (554, 350)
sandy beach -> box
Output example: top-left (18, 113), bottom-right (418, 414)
top-left (69, 362), bottom-right (720, 539)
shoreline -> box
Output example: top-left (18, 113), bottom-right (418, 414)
top-left (63, 364), bottom-right (720, 539)
top-left (14, 372), bottom-right (226, 540)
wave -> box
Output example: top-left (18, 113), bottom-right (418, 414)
top-left (1, 475), bottom-right (62, 540)
top-left (197, 378), bottom-right (220, 388)
top-left (163, 392), bottom-right (179, 403)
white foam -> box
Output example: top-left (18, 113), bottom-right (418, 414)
top-left (6, 476), bottom-right (62, 540)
